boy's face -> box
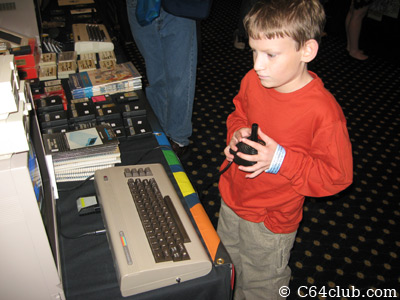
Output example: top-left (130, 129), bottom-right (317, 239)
top-left (249, 36), bottom-right (311, 93)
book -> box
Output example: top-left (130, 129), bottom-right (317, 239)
top-left (53, 147), bottom-right (121, 170)
top-left (68, 61), bottom-right (142, 98)
top-left (55, 163), bottom-right (115, 182)
top-left (52, 149), bottom-right (121, 182)
top-left (42, 124), bottom-right (119, 158)
top-left (54, 158), bottom-right (121, 174)
top-left (43, 125), bottom-right (121, 182)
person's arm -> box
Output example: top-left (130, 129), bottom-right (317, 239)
top-left (279, 120), bottom-right (353, 197)
top-left (226, 75), bottom-right (251, 141)
top-left (223, 75), bottom-right (252, 161)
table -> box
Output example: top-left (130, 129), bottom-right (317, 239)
top-left (56, 97), bottom-right (233, 300)
top-left (37, 2), bottom-right (233, 298)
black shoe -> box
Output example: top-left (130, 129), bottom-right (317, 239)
top-left (168, 138), bottom-right (190, 160)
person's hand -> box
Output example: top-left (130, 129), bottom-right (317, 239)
top-left (236, 128), bottom-right (278, 178)
top-left (224, 127), bottom-right (252, 161)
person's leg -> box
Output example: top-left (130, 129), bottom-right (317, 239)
top-left (345, 1), bottom-right (369, 60)
top-left (126, 0), bottom-right (196, 147)
top-left (234, 0), bottom-right (259, 50)
top-left (218, 200), bottom-right (297, 300)
top-left (126, 0), bottom-right (170, 131)
top-left (160, 12), bottom-right (197, 146)
top-left (234, 0), bottom-right (249, 50)
top-left (217, 201), bottom-right (242, 299)
top-left (238, 221), bottom-right (296, 300)
top-left (237, 0), bottom-right (259, 37)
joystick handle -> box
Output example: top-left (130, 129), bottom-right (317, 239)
top-left (250, 123), bottom-right (259, 141)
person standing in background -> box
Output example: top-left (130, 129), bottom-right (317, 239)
top-left (126, 0), bottom-right (198, 158)
top-left (233, 0), bottom-right (258, 49)
top-left (345, 0), bottom-right (374, 60)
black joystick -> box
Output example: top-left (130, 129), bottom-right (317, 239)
top-left (229, 123), bottom-right (265, 166)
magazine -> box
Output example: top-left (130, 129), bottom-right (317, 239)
top-left (68, 61), bottom-right (142, 98)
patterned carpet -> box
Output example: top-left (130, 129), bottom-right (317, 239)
top-left (122, 0), bottom-right (400, 298)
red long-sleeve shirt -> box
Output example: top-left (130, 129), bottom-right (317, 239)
top-left (219, 70), bottom-right (353, 234)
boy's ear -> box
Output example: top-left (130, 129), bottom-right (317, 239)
top-left (301, 39), bottom-right (319, 63)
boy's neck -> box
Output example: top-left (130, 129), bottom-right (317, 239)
top-left (274, 68), bottom-right (313, 93)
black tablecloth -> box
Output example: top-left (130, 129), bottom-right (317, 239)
top-left (57, 134), bottom-right (232, 300)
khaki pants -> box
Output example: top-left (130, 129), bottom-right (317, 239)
top-left (217, 200), bottom-right (297, 300)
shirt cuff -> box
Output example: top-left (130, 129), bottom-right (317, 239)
top-left (265, 144), bottom-right (286, 174)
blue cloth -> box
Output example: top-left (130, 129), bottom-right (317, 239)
top-left (135, 0), bottom-right (161, 26)
top-left (127, 0), bottom-right (197, 146)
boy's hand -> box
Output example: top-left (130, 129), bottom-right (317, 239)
top-left (236, 128), bottom-right (278, 178)
top-left (224, 127), bottom-right (252, 161)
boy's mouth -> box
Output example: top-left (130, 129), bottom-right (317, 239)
top-left (257, 74), bottom-right (270, 80)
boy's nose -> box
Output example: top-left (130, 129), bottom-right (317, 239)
top-left (253, 56), bottom-right (265, 71)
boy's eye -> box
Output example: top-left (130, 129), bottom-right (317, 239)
top-left (250, 49), bottom-right (276, 58)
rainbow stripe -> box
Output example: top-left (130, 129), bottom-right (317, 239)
top-left (155, 132), bottom-right (221, 262)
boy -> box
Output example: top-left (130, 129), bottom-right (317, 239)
top-left (218, 0), bottom-right (353, 299)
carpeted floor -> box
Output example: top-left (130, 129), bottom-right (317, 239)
top-left (122, 0), bottom-right (400, 298)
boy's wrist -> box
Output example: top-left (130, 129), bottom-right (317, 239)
top-left (265, 144), bottom-right (286, 174)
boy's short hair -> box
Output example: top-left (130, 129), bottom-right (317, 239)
top-left (244, 0), bottom-right (326, 50)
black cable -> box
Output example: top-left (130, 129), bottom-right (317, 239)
top-left (57, 174), bottom-right (95, 193)
top-left (55, 195), bottom-right (106, 239)
top-left (60, 228), bottom-right (106, 239)
top-left (217, 160), bottom-right (234, 176)
top-left (133, 144), bottom-right (173, 164)
top-left (56, 142), bottom-right (173, 240)
top-left (196, 160), bottom-right (233, 203)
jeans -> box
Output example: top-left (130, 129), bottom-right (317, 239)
top-left (126, 0), bottom-right (197, 146)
